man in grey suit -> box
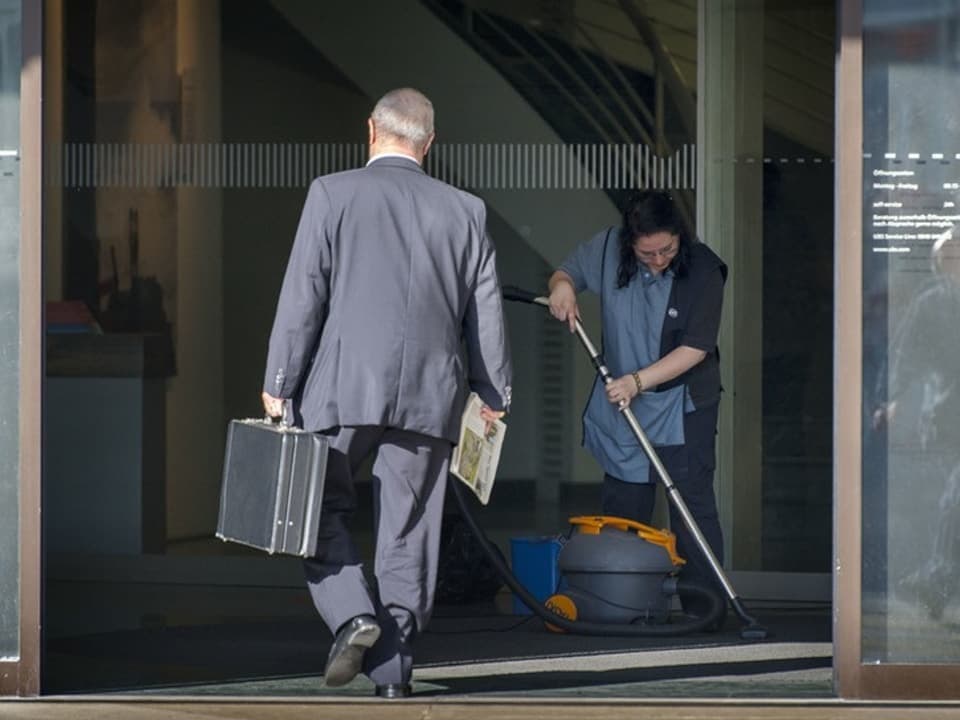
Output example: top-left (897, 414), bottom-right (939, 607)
top-left (261, 87), bottom-right (512, 699)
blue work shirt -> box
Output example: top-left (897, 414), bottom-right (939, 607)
top-left (559, 227), bottom-right (690, 483)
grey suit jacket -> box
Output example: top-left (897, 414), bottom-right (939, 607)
top-left (263, 155), bottom-right (512, 442)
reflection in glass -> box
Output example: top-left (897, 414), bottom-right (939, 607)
top-left (863, 0), bottom-right (960, 664)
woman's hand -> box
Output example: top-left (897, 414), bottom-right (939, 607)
top-left (605, 374), bottom-right (640, 408)
top-left (548, 276), bottom-right (580, 333)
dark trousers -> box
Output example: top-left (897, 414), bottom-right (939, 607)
top-left (600, 402), bottom-right (724, 615)
top-left (303, 426), bottom-right (451, 686)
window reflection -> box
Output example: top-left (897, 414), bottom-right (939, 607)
top-left (863, 0), bottom-right (960, 664)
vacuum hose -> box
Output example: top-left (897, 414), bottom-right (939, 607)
top-left (450, 478), bottom-right (726, 636)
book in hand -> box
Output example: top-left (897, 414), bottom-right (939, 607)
top-left (449, 392), bottom-right (506, 505)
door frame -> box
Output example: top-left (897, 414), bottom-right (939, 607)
top-left (0, 0), bottom-right (43, 697)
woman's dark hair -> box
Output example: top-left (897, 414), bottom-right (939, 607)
top-left (616, 191), bottom-right (692, 288)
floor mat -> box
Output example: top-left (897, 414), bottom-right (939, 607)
top-left (45, 605), bottom-right (829, 695)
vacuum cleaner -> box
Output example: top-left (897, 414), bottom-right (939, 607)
top-left (448, 286), bottom-right (768, 640)
top-left (545, 515), bottom-right (691, 628)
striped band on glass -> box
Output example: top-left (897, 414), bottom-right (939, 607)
top-left (50, 142), bottom-right (699, 191)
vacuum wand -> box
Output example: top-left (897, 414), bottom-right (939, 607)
top-left (504, 286), bottom-right (767, 638)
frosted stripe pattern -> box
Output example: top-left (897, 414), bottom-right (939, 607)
top-left (50, 142), bottom-right (698, 191)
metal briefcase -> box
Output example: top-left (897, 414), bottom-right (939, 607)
top-left (217, 418), bottom-right (328, 557)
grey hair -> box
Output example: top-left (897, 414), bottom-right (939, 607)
top-left (371, 88), bottom-right (434, 150)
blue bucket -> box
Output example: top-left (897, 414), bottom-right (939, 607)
top-left (509, 536), bottom-right (563, 615)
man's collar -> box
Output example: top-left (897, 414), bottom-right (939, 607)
top-left (366, 152), bottom-right (420, 167)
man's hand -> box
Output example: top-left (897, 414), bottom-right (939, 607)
top-left (873, 401), bottom-right (896, 430)
top-left (262, 391), bottom-right (284, 419)
top-left (480, 405), bottom-right (506, 437)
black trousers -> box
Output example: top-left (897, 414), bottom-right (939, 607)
top-left (600, 401), bottom-right (724, 615)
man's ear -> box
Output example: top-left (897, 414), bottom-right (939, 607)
top-left (367, 118), bottom-right (376, 146)
top-left (422, 132), bottom-right (436, 158)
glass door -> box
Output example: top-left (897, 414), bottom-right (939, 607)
top-left (40, 0), bottom-right (836, 694)
top-left (836, 0), bottom-right (960, 699)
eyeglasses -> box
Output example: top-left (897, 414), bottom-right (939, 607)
top-left (635, 242), bottom-right (678, 262)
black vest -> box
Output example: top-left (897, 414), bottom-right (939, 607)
top-left (656, 242), bottom-right (727, 407)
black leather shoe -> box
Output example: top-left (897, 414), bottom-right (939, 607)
top-left (375, 683), bottom-right (412, 699)
top-left (323, 614), bottom-right (381, 687)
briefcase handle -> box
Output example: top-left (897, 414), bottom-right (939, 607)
top-left (264, 398), bottom-right (294, 427)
